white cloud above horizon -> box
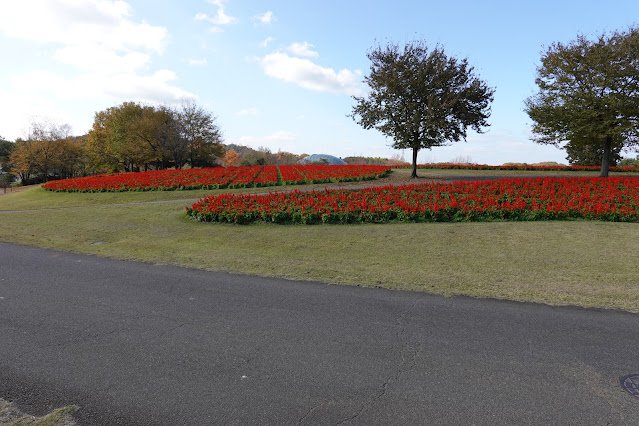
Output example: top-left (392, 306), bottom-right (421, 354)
top-left (0, 0), bottom-right (167, 53)
top-left (259, 52), bottom-right (362, 96)
top-left (12, 69), bottom-right (196, 103)
top-left (287, 42), bottom-right (319, 58)
top-left (0, 0), bottom-right (196, 139)
top-left (252, 11), bottom-right (274, 25)
top-left (196, 0), bottom-right (238, 26)
top-left (260, 37), bottom-right (275, 48)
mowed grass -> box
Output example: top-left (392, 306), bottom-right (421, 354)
top-left (1, 170), bottom-right (638, 313)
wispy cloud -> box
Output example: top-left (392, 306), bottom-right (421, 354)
top-left (259, 52), bottom-right (362, 96)
top-left (260, 36), bottom-right (275, 48)
top-left (0, 0), bottom-right (167, 53)
top-left (252, 11), bottom-right (274, 25)
top-left (188, 58), bottom-right (208, 66)
top-left (266, 130), bottom-right (295, 141)
top-left (12, 69), bottom-right (195, 103)
top-left (287, 42), bottom-right (318, 58)
top-left (195, 0), bottom-right (237, 32)
top-left (0, 0), bottom-right (194, 109)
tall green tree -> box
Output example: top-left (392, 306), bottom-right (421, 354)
top-left (564, 137), bottom-right (622, 167)
top-left (86, 102), bottom-right (156, 172)
top-left (0, 136), bottom-right (14, 180)
top-left (179, 100), bottom-right (225, 167)
top-left (350, 40), bottom-right (495, 178)
top-left (525, 27), bottom-right (639, 177)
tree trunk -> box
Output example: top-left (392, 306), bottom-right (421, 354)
top-left (600, 136), bottom-right (612, 177)
top-left (411, 147), bottom-right (419, 178)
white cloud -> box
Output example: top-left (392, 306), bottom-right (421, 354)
top-left (236, 107), bottom-right (259, 116)
top-left (0, 0), bottom-right (167, 53)
top-left (55, 45), bottom-right (150, 73)
top-left (287, 42), bottom-right (319, 58)
top-left (188, 58), bottom-right (208, 66)
top-left (260, 37), bottom-right (275, 48)
top-left (259, 52), bottom-right (362, 96)
top-left (0, 92), bottom-right (75, 140)
top-left (252, 11), bottom-right (274, 24)
top-left (196, 0), bottom-right (237, 26)
top-left (266, 130), bottom-right (296, 141)
top-left (12, 69), bottom-right (196, 103)
top-left (0, 0), bottom-right (194, 111)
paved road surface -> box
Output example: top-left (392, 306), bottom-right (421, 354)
top-left (1, 242), bottom-right (638, 425)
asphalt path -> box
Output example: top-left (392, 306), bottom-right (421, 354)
top-left (1, 242), bottom-right (638, 425)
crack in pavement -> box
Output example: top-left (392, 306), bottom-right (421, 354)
top-left (298, 400), bottom-right (326, 425)
top-left (333, 300), bottom-right (420, 425)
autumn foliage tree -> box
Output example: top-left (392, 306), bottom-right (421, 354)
top-left (525, 27), bottom-right (639, 177)
top-left (222, 149), bottom-right (240, 167)
top-left (0, 137), bottom-right (14, 181)
top-left (87, 101), bottom-right (224, 172)
top-left (9, 121), bottom-right (86, 184)
top-left (350, 40), bottom-right (494, 178)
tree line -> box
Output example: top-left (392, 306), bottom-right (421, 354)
top-left (1, 101), bottom-right (225, 184)
top-left (86, 101), bottom-right (224, 172)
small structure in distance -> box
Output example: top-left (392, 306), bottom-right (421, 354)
top-left (299, 154), bottom-right (347, 165)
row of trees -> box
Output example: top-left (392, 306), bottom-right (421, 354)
top-left (4, 123), bottom-right (86, 184)
top-left (1, 101), bottom-right (227, 184)
top-left (87, 101), bottom-right (224, 172)
top-left (350, 27), bottom-right (639, 177)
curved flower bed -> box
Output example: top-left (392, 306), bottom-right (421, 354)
top-left (42, 165), bottom-right (391, 192)
top-left (186, 177), bottom-right (639, 224)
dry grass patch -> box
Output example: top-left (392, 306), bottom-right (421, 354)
top-left (0, 399), bottom-right (77, 426)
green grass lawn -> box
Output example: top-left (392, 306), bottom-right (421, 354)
top-left (2, 170), bottom-right (638, 313)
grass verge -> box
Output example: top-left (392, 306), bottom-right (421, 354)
top-left (1, 171), bottom-right (638, 313)
top-left (0, 399), bottom-right (78, 426)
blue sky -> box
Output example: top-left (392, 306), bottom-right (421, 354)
top-left (1, 0), bottom-right (638, 164)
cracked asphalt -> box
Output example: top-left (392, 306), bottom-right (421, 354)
top-left (1, 242), bottom-right (638, 425)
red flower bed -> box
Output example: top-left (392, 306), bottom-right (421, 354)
top-left (186, 177), bottom-right (639, 224)
top-left (296, 164), bottom-right (390, 182)
top-left (42, 165), bottom-right (391, 192)
top-left (394, 163), bottom-right (639, 172)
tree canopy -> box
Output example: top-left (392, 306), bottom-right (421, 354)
top-left (9, 122), bottom-right (86, 184)
top-left (525, 27), bottom-right (639, 177)
top-left (86, 101), bottom-right (224, 172)
top-left (564, 136), bottom-right (622, 167)
top-left (0, 136), bottom-right (15, 182)
top-left (350, 40), bottom-right (494, 177)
